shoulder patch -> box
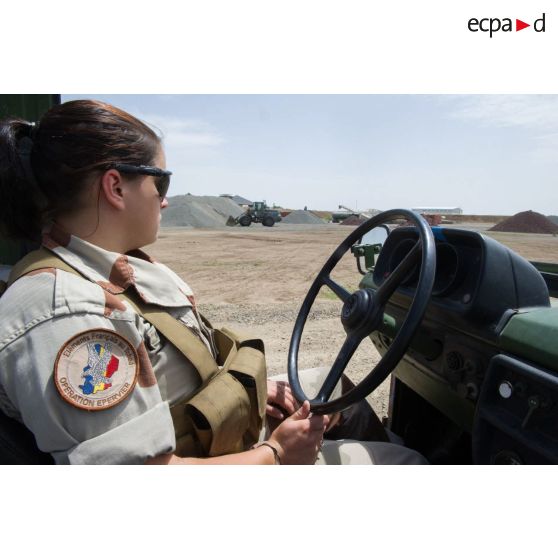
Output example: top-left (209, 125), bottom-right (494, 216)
top-left (54, 329), bottom-right (139, 411)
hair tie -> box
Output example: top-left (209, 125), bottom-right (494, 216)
top-left (28, 121), bottom-right (37, 141)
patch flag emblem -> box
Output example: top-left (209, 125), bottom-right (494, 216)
top-left (54, 329), bottom-right (139, 411)
top-left (81, 342), bottom-right (120, 395)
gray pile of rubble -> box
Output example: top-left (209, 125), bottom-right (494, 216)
top-left (282, 210), bottom-right (326, 224)
top-left (162, 195), bottom-right (244, 228)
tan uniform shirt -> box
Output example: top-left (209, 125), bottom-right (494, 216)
top-left (0, 225), bottom-right (213, 464)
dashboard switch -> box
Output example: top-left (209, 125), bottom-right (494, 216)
top-left (498, 381), bottom-right (513, 399)
top-left (521, 396), bottom-right (540, 429)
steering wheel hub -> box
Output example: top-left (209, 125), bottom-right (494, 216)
top-left (341, 289), bottom-right (381, 332)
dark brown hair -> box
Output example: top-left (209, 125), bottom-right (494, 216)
top-left (0, 99), bottom-right (161, 241)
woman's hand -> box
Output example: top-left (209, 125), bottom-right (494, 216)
top-left (146, 400), bottom-right (329, 466)
top-left (266, 379), bottom-right (299, 419)
top-left (267, 401), bottom-right (329, 464)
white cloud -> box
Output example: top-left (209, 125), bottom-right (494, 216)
top-left (531, 132), bottom-right (558, 160)
top-left (448, 95), bottom-right (558, 130)
top-left (445, 95), bottom-right (558, 161)
top-left (135, 112), bottom-right (225, 148)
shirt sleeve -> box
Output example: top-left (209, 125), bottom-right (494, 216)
top-left (1, 311), bottom-right (176, 465)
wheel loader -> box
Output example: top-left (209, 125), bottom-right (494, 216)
top-left (232, 201), bottom-right (282, 227)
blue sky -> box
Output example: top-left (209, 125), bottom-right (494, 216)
top-left (62, 94), bottom-right (558, 215)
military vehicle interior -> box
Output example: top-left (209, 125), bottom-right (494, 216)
top-left (360, 224), bottom-right (558, 464)
top-left (2, 94), bottom-right (557, 465)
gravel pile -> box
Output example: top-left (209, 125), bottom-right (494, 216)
top-left (282, 210), bottom-right (326, 224)
top-left (489, 210), bottom-right (558, 234)
top-left (162, 195), bottom-right (244, 228)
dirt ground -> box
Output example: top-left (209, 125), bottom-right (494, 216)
top-left (148, 222), bottom-right (558, 419)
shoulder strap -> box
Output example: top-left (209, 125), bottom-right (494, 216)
top-left (117, 293), bottom-right (220, 384)
top-left (8, 247), bottom-right (75, 285)
top-left (8, 248), bottom-right (221, 384)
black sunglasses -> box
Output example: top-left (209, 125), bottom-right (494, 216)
top-left (110, 163), bottom-right (172, 199)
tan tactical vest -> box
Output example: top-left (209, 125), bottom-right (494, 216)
top-left (7, 248), bottom-right (268, 458)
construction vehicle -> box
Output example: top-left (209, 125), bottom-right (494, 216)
top-left (331, 204), bottom-right (376, 223)
top-left (331, 210), bottom-right (357, 223)
top-left (338, 204), bottom-right (374, 218)
top-left (234, 201), bottom-right (282, 227)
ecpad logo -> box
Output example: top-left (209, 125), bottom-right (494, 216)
top-left (468, 13), bottom-right (546, 38)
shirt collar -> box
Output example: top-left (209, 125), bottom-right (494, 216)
top-left (42, 224), bottom-right (194, 308)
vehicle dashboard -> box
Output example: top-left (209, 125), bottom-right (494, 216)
top-left (358, 226), bottom-right (557, 464)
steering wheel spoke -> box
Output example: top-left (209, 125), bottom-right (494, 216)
top-left (316, 334), bottom-right (362, 402)
top-left (322, 275), bottom-right (351, 303)
top-left (375, 240), bottom-right (421, 306)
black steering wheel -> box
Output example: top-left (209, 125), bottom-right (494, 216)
top-left (287, 209), bottom-right (436, 415)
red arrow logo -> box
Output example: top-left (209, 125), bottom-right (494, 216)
top-left (516, 19), bottom-right (530, 31)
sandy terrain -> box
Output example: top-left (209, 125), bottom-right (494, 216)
top-left (148, 222), bottom-right (558, 419)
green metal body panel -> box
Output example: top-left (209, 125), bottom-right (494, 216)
top-left (359, 272), bottom-right (375, 290)
top-left (499, 308), bottom-right (558, 373)
top-left (375, 311), bottom-right (443, 361)
top-left (0, 239), bottom-right (40, 266)
top-left (531, 261), bottom-right (558, 274)
top-left (364, 245), bottom-right (380, 269)
top-left (0, 94), bottom-right (60, 121)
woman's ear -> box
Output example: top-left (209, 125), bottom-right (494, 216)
top-left (99, 169), bottom-right (126, 210)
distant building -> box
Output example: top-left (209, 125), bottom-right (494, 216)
top-left (412, 207), bottom-right (463, 215)
top-left (220, 194), bottom-right (253, 207)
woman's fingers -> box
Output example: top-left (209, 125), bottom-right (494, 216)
top-left (266, 403), bottom-right (285, 420)
top-left (266, 380), bottom-right (299, 415)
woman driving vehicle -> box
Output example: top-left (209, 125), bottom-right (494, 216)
top-left (0, 99), bottom-right (426, 465)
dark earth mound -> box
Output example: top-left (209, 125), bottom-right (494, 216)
top-left (489, 211), bottom-right (558, 234)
